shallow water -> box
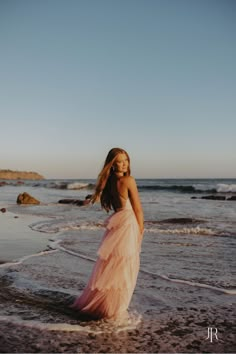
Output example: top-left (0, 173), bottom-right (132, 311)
top-left (0, 178), bottom-right (236, 332)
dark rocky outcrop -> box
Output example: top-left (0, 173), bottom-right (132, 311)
top-left (191, 194), bottom-right (236, 201)
top-left (227, 196), bottom-right (236, 201)
top-left (58, 198), bottom-right (90, 206)
top-left (0, 181), bottom-right (8, 187)
top-left (145, 218), bottom-right (205, 225)
top-left (17, 192), bottom-right (40, 205)
top-left (159, 218), bottom-right (205, 224)
top-left (201, 195), bottom-right (226, 200)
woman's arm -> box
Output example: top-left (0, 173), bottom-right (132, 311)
top-left (126, 176), bottom-right (144, 235)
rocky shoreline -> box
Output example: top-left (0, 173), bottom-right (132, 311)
top-left (0, 169), bottom-right (44, 180)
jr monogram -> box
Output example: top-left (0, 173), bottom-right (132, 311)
top-left (206, 327), bottom-right (219, 343)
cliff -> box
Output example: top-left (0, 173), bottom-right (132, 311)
top-left (0, 169), bottom-right (44, 180)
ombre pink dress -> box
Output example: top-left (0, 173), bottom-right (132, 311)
top-left (71, 198), bottom-right (142, 319)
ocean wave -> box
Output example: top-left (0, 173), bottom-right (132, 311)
top-left (29, 218), bottom-right (226, 237)
top-left (0, 180), bottom-right (94, 190)
top-left (216, 183), bottom-right (236, 193)
top-left (30, 220), bottom-right (103, 234)
top-left (138, 183), bottom-right (236, 194)
top-left (46, 181), bottom-right (95, 190)
top-left (29, 220), bottom-right (217, 236)
top-left (67, 182), bottom-right (95, 190)
top-left (138, 184), bottom-right (217, 193)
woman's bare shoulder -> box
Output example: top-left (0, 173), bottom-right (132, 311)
top-left (120, 175), bottom-right (136, 186)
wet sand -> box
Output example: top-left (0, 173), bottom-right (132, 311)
top-left (0, 289), bottom-right (235, 353)
top-left (0, 250), bottom-right (235, 353)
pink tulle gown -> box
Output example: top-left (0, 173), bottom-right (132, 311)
top-left (71, 198), bottom-right (142, 320)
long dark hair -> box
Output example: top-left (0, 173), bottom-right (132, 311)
top-left (91, 148), bottom-right (131, 211)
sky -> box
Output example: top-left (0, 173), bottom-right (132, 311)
top-left (0, 0), bottom-right (236, 179)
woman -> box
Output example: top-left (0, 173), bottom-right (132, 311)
top-left (71, 147), bottom-right (144, 320)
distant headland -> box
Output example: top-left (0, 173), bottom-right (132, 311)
top-left (0, 169), bottom-right (44, 180)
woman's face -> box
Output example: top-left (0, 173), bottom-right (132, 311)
top-left (113, 153), bottom-right (129, 174)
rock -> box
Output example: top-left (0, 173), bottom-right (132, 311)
top-left (58, 198), bottom-right (90, 206)
top-left (192, 194), bottom-right (236, 201)
top-left (0, 181), bottom-right (8, 187)
top-left (201, 195), bottom-right (226, 200)
top-left (16, 192), bottom-right (40, 205)
top-left (227, 196), bottom-right (236, 201)
top-left (159, 218), bottom-right (204, 224)
top-left (0, 208), bottom-right (6, 213)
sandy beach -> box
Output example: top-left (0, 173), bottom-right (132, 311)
top-left (0, 297), bottom-right (235, 353)
top-left (0, 242), bottom-right (235, 353)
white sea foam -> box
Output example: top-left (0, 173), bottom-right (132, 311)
top-left (193, 183), bottom-right (216, 191)
top-left (147, 226), bottom-right (216, 236)
top-left (0, 249), bottom-right (57, 268)
top-left (0, 311), bottom-right (142, 333)
top-left (30, 218), bottom-right (219, 236)
top-left (67, 182), bottom-right (90, 190)
top-left (30, 220), bottom-right (102, 234)
top-left (216, 183), bottom-right (236, 193)
top-left (140, 269), bottom-right (236, 295)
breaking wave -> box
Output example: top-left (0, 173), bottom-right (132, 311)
top-left (29, 218), bottom-right (227, 237)
top-left (46, 181), bottom-right (95, 190)
top-left (216, 183), bottom-right (236, 193)
top-left (29, 220), bottom-right (103, 234)
top-left (2, 178), bottom-right (236, 195)
top-left (138, 183), bottom-right (236, 194)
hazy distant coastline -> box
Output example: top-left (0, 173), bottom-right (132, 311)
top-left (0, 169), bottom-right (44, 180)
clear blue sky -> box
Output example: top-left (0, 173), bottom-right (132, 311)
top-left (0, 0), bottom-right (235, 179)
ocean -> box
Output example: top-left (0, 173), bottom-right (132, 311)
top-left (0, 178), bottom-right (236, 339)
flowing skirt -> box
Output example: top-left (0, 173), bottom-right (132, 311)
top-left (71, 201), bottom-right (141, 319)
